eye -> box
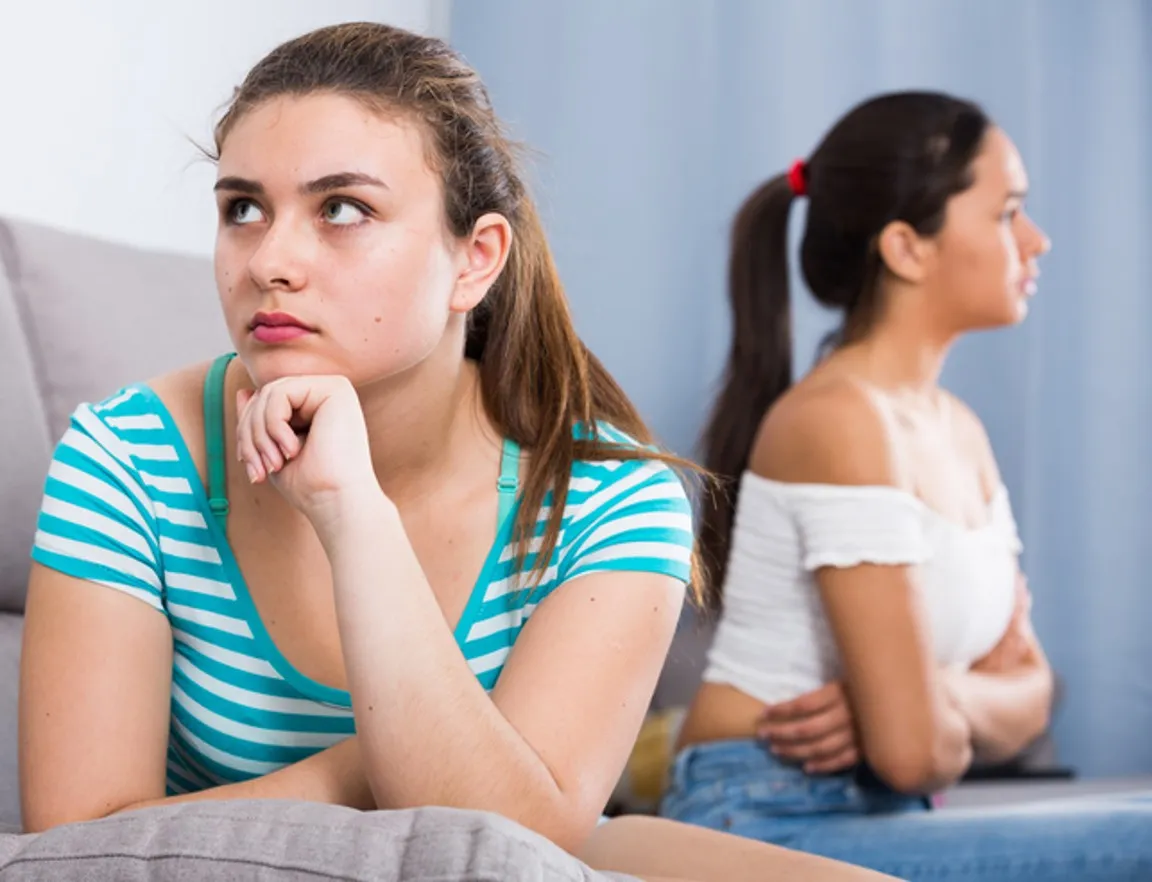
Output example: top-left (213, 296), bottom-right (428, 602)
top-left (225, 199), bottom-right (265, 225)
top-left (322, 199), bottom-right (368, 226)
top-left (1001, 199), bottom-right (1026, 223)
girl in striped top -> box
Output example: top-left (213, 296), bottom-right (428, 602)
top-left (17, 21), bottom-right (884, 882)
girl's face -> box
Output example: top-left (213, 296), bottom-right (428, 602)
top-left (214, 92), bottom-right (488, 389)
top-left (924, 127), bottom-right (1051, 330)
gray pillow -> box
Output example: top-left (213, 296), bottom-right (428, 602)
top-left (0, 799), bottom-right (637, 881)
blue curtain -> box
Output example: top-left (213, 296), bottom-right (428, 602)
top-left (452, 0), bottom-right (1152, 778)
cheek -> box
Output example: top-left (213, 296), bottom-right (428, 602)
top-left (952, 226), bottom-right (1015, 288)
top-left (214, 251), bottom-right (246, 320)
top-left (998, 224), bottom-right (1021, 273)
top-left (959, 228), bottom-right (1026, 324)
top-left (335, 237), bottom-right (457, 355)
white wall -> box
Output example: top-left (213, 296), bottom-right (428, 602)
top-left (0, 1), bottom-right (448, 256)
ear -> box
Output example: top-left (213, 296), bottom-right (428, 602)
top-left (876, 220), bottom-right (934, 285)
top-left (449, 212), bottom-right (513, 313)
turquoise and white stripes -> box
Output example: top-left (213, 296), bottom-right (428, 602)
top-left (32, 384), bottom-right (694, 795)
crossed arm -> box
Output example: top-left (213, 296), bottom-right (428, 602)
top-left (748, 384), bottom-right (1053, 794)
top-left (758, 574), bottom-right (1053, 786)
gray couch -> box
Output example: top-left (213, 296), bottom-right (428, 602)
top-left (0, 216), bottom-right (233, 831)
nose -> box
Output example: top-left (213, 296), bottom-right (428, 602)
top-left (247, 218), bottom-right (311, 292)
top-left (1020, 212), bottom-right (1051, 259)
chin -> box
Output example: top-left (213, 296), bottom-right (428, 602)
top-left (1004, 291), bottom-right (1032, 325)
top-left (974, 294), bottom-right (1030, 330)
top-left (239, 340), bottom-right (431, 391)
top-left (236, 341), bottom-right (347, 386)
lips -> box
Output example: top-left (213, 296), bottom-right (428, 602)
top-left (250, 311), bottom-right (313, 331)
top-left (249, 311), bottom-right (316, 343)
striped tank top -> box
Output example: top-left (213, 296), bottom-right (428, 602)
top-left (31, 358), bottom-right (694, 795)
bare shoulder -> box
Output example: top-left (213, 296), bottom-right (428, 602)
top-left (146, 361), bottom-right (212, 427)
top-left (145, 361), bottom-right (214, 483)
top-left (748, 376), bottom-right (908, 489)
top-left (942, 390), bottom-right (1002, 489)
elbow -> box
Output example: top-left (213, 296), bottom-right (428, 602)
top-left (376, 780), bottom-right (596, 856)
top-left (21, 804), bottom-right (106, 835)
top-left (543, 815), bottom-right (600, 856)
top-left (19, 811), bottom-right (53, 835)
top-left (487, 794), bottom-right (601, 855)
top-left (1030, 669), bottom-right (1056, 742)
top-left (20, 793), bottom-right (82, 834)
top-left (22, 793), bottom-right (151, 834)
top-left (498, 806), bottom-right (600, 856)
top-left (866, 729), bottom-right (973, 796)
top-left (984, 693), bottom-right (1054, 764)
top-left (869, 747), bottom-right (970, 795)
top-left (1009, 698), bottom-right (1053, 759)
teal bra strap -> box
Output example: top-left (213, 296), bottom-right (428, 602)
top-left (497, 438), bottom-right (521, 527)
top-left (204, 356), bottom-right (516, 535)
top-left (203, 353), bottom-right (237, 532)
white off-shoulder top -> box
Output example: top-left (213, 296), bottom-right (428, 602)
top-left (702, 472), bottom-right (1023, 704)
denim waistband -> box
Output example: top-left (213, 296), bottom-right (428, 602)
top-left (667, 738), bottom-right (930, 817)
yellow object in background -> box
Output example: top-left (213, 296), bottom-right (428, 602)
top-left (610, 707), bottom-right (687, 814)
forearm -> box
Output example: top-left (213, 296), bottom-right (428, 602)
top-left (946, 662), bottom-right (1054, 763)
top-left (118, 737), bottom-right (375, 817)
top-left (867, 686), bottom-right (972, 795)
top-left (26, 739), bottom-right (372, 831)
top-left (321, 497), bottom-right (585, 848)
top-left (850, 663), bottom-right (974, 795)
top-left (924, 685), bottom-right (976, 789)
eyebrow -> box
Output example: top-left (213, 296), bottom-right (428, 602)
top-left (1006, 189), bottom-right (1028, 200)
top-left (214, 176), bottom-right (264, 195)
top-left (213, 172), bottom-right (388, 196)
top-left (301, 172), bottom-right (388, 194)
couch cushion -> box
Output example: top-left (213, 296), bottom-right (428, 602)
top-left (0, 225), bottom-right (51, 613)
top-left (0, 612), bottom-right (23, 832)
top-left (0, 799), bottom-right (636, 881)
top-left (0, 217), bottom-right (229, 440)
top-left (0, 217), bottom-right (229, 613)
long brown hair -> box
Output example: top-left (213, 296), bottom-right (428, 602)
top-left (700, 91), bottom-right (990, 597)
top-left (213, 22), bottom-right (706, 601)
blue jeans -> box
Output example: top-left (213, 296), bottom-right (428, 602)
top-left (659, 739), bottom-right (1152, 881)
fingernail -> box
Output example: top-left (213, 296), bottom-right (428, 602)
top-left (246, 464), bottom-right (258, 483)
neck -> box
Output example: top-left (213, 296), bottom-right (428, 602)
top-left (843, 307), bottom-right (957, 398)
top-left (357, 345), bottom-right (501, 506)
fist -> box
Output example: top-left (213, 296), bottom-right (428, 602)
top-left (236, 375), bottom-right (378, 524)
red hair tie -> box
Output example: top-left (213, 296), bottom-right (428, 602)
top-left (787, 159), bottom-right (808, 197)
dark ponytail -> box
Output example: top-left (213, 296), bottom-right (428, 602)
top-left (699, 174), bottom-right (798, 594)
top-left (698, 91), bottom-right (991, 604)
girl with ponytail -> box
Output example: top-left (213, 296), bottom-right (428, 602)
top-left (667, 92), bottom-right (1152, 879)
